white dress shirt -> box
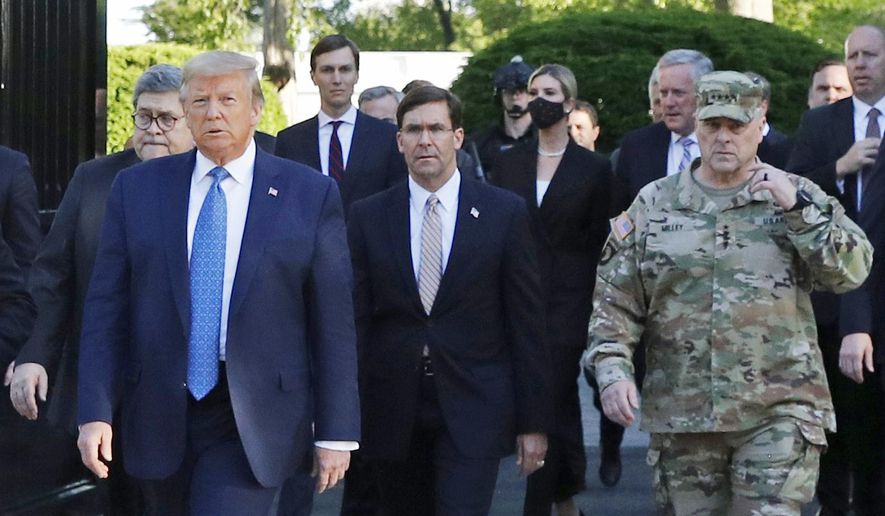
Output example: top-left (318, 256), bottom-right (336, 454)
top-left (187, 140), bottom-right (255, 361)
top-left (842, 96), bottom-right (885, 207)
top-left (317, 105), bottom-right (357, 176)
top-left (667, 131), bottom-right (699, 176)
top-left (187, 138), bottom-right (357, 452)
top-left (409, 170), bottom-right (461, 279)
top-left (536, 179), bottom-right (551, 207)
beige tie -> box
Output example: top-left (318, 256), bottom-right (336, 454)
top-left (418, 194), bottom-right (442, 316)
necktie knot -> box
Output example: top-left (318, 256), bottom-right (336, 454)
top-left (426, 194), bottom-right (439, 210)
top-left (679, 136), bottom-right (694, 148)
top-left (330, 120), bottom-right (344, 132)
top-left (869, 108), bottom-right (881, 121)
top-left (209, 166), bottom-right (229, 184)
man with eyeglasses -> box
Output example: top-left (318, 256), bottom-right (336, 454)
top-left (6, 63), bottom-right (193, 513)
top-left (347, 86), bottom-right (552, 514)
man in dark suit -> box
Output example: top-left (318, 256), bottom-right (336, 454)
top-left (787, 24), bottom-right (885, 516)
top-left (745, 71), bottom-right (794, 170)
top-left (7, 64), bottom-right (194, 513)
top-left (76, 51), bottom-right (360, 514)
top-left (275, 34), bottom-right (406, 213)
top-left (614, 49), bottom-right (713, 210)
top-left (348, 86), bottom-right (552, 514)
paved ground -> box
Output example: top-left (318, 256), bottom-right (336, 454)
top-left (310, 379), bottom-right (822, 515)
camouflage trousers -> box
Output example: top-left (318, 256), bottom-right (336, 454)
top-left (647, 418), bottom-right (827, 516)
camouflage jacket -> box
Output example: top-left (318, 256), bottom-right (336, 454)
top-left (585, 169), bottom-right (872, 433)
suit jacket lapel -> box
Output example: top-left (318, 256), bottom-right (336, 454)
top-left (835, 98), bottom-right (855, 154)
top-left (164, 150), bottom-right (198, 335)
top-left (653, 123), bottom-right (671, 182)
top-left (229, 150), bottom-right (283, 317)
top-left (386, 183), bottom-right (423, 313)
top-left (304, 116), bottom-right (322, 171)
top-left (432, 178), bottom-right (480, 313)
top-left (348, 111), bottom-right (371, 177)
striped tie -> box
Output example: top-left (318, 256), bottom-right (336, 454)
top-left (677, 136), bottom-right (695, 173)
top-left (418, 195), bottom-right (442, 316)
top-left (328, 120), bottom-right (345, 182)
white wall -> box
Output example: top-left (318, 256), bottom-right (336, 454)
top-left (277, 51), bottom-right (472, 126)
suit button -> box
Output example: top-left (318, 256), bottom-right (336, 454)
top-left (182, 382), bottom-right (188, 389)
top-left (427, 320), bottom-right (434, 328)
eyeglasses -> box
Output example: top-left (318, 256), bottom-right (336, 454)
top-left (132, 112), bottom-right (181, 131)
top-left (400, 124), bottom-right (454, 140)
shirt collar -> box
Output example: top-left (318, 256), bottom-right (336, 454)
top-left (193, 138), bottom-right (256, 186)
top-left (762, 122), bottom-right (771, 137)
top-left (409, 169), bottom-right (461, 214)
top-left (673, 160), bottom-right (771, 213)
top-left (318, 105), bottom-right (357, 128)
top-left (852, 95), bottom-right (885, 120)
top-left (670, 131), bottom-right (697, 146)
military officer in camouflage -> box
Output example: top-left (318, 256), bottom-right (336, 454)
top-left (584, 71), bottom-right (873, 515)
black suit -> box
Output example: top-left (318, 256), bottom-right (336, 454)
top-left (614, 121), bottom-right (670, 211)
top-left (274, 110), bottom-right (405, 515)
top-left (757, 125), bottom-right (793, 171)
top-left (348, 177), bottom-right (552, 514)
top-left (13, 149), bottom-right (143, 513)
top-left (495, 141), bottom-right (613, 513)
top-left (274, 110), bottom-right (407, 212)
top-left (0, 145), bottom-right (47, 509)
top-left (0, 146), bottom-right (41, 279)
top-left (787, 97), bottom-right (884, 516)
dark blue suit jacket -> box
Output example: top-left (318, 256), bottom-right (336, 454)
top-left (787, 98), bottom-right (857, 328)
top-left (78, 147), bottom-right (360, 487)
top-left (348, 178), bottom-right (553, 461)
top-left (274, 110), bottom-right (407, 211)
top-left (613, 121), bottom-right (671, 211)
top-left (840, 139), bottom-right (885, 362)
top-left (0, 145), bottom-right (41, 279)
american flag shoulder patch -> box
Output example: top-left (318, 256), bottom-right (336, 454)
top-left (611, 212), bottom-right (635, 240)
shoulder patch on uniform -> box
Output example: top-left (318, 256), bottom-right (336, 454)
top-left (611, 212), bottom-right (635, 240)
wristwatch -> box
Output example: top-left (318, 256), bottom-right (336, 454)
top-left (788, 189), bottom-right (813, 212)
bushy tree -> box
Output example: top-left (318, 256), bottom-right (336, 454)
top-left (451, 9), bottom-right (832, 152)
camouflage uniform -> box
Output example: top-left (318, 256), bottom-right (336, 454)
top-left (585, 72), bottom-right (873, 515)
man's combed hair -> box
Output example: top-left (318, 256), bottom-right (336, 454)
top-left (657, 49), bottom-right (714, 82)
top-left (181, 51), bottom-right (264, 107)
top-left (311, 34), bottom-right (360, 72)
top-left (133, 64), bottom-right (183, 109)
top-left (396, 86), bottom-right (463, 130)
top-left (358, 85), bottom-right (403, 107)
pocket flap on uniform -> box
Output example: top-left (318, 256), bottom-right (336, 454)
top-left (797, 421), bottom-right (827, 447)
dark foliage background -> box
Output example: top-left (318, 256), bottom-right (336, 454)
top-left (452, 8), bottom-right (835, 153)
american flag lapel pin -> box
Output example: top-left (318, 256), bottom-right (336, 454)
top-left (470, 207), bottom-right (479, 219)
top-left (268, 187), bottom-right (278, 197)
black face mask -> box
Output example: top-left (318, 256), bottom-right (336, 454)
top-left (527, 97), bottom-right (566, 129)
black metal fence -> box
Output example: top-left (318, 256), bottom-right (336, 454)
top-left (0, 0), bottom-right (105, 211)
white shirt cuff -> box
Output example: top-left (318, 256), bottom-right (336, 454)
top-left (315, 440), bottom-right (359, 451)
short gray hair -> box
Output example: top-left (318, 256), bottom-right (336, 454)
top-left (529, 64), bottom-right (578, 100)
top-left (133, 64), bottom-right (183, 109)
top-left (647, 64), bottom-right (660, 103)
top-left (181, 51), bottom-right (264, 107)
top-left (358, 85), bottom-right (403, 107)
top-left (657, 49), bottom-right (714, 83)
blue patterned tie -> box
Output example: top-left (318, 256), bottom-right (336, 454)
top-left (677, 136), bottom-right (695, 173)
top-left (188, 166), bottom-right (228, 400)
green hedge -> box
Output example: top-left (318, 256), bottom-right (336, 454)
top-left (451, 9), bottom-right (834, 153)
top-left (107, 43), bottom-right (288, 154)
